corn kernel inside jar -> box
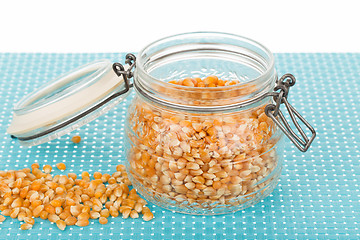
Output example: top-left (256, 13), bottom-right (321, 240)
top-left (126, 76), bottom-right (282, 215)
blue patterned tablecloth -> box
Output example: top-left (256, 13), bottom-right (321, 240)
top-left (0, 53), bottom-right (359, 239)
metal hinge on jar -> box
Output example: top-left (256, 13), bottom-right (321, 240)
top-left (265, 74), bottom-right (316, 152)
top-left (112, 53), bottom-right (136, 95)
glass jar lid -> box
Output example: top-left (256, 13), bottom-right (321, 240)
top-left (7, 59), bottom-right (132, 147)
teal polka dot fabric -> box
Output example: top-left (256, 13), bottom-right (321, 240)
top-left (0, 53), bottom-right (359, 239)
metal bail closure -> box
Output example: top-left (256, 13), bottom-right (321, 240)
top-left (265, 74), bottom-right (316, 152)
top-left (112, 53), bottom-right (136, 94)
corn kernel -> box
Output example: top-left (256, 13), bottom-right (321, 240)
top-left (100, 209), bottom-right (109, 218)
top-left (116, 164), bottom-right (126, 172)
top-left (24, 217), bottom-right (35, 225)
top-left (65, 216), bottom-right (77, 226)
top-left (130, 210), bottom-right (139, 219)
top-left (99, 217), bottom-right (108, 225)
top-left (56, 219), bottom-right (66, 230)
top-left (31, 163), bottom-right (40, 169)
top-left (50, 199), bottom-right (62, 208)
top-left (142, 212), bottom-right (154, 221)
top-left (43, 165), bottom-right (52, 174)
top-left (122, 208), bottom-right (131, 219)
top-left (71, 135), bottom-right (81, 143)
top-left (39, 211), bottom-right (48, 220)
top-left (20, 223), bottom-right (33, 230)
top-left (93, 172), bottom-right (102, 179)
top-left (76, 219), bottom-right (89, 227)
top-left (56, 163), bottom-right (66, 171)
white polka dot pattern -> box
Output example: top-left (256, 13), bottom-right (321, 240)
top-left (0, 53), bottom-right (359, 239)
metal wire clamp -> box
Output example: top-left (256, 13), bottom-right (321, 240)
top-left (265, 74), bottom-right (316, 152)
top-left (112, 53), bottom-right (136, 94)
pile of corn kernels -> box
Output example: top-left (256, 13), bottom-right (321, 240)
top-left (168, 76), bottom-right (240, 87)
top-left (0, 162), bottom-right (153, 231)
top-left (127, 76), bottom-right (278, 210)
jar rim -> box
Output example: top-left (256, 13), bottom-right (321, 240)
top-left (136, 31), bottom-right (275, 90)
top-left (135, 32), bottom-right (277, 110)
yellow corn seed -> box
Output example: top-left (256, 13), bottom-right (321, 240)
top-left (142, 212), bottom-right (154, 221)
top-left (20, 223), bottom-right (33, 230)
top-left (90, 211), bottom-right (100, 219)
top-left (10, 208), bottom-right (20, 218)
top-left (93, 172), bottom-right (102, 179)
top-left (50, 199), bottom-right (62, 208)
top-left (109, 206), bottom-right (119, 217)
top-left (31, 163), bottom-right (40, 169)
top-left (43, 165), bottom-right (52, 174)
top-left (71, 135), bottom-right (81, 143)
top-left (48, 214), bottom-right (60, 223)
top-left (130, 210), bottom-right (139, 219)
top-left (24, 217), bottom-right (35, 225)
top-left (141, 206), bottom-right (151, 214)
top-left (116, 164), bottom-right (126, 172)
top-left (65, 216), bottom-right (77, 226)
top-left (100, 209), bottom-right (109, 218)
top-left (59, 211), bottom-right (70, 220)
top-left (56, 219), bottom-right (66, 231)
top-left (99, 217), bottom-right (108, 225)
top-left (68, 172), bottom-right (77, 180)
top-left (122, 208), bottom-right (131, 219)
top-left (39, 211), bottom-right (48, 220)
top-left (76, 219), bottom-right (89, 227)
top-left (56, 163), bottom-right (66, 171)
top-left (134, 202), bottom-right (143, 213)
top-left (17, 212), bottom-right (26, 222)
top-left (82, 205), bottom-right (90, 213)
top-left (77, 212), bottom-right (89, 221)
top-left (70, 205), bottom-right (82, 217)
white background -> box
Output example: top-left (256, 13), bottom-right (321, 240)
top-left (0, 0), bottom-right (359, 53)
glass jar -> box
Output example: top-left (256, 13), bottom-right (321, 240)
top-left (7, 32), bottom-right (315, 215)
top-left (124, 32), bottom-right (291, 215)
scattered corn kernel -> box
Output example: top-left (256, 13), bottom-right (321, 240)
top-left (56, 219), bottom-right (66, 230)
top-left (56, 163), bottom-right (66, 171)
top-left (142, 212), bottom-right (154, 221)
top-left (93, 172), bottom-right (102, 179)
top-left (65, 216), bottom-right (77, 226)
top-left (99, 217), bottom-right (108, 225)
top-left (116, 164), bottom-right (125, 172)
top-left (130, 210), bottom-right (139, 219)
top-left (122, 208), bottom-right (131, 219)
top-left (24, 217), bottom-right (35, 225)
top-left (0, 163), bottom-right (154, 231)
top-left (31, 163), bottom-right (40, 169)
top-left (76, 219), bottom-right (89, 227)
top-left (20, 223), bottom-right (33, 230)
top-left (100, 209), bottom-right (110, 218)
top-left (71, 135), bottom-right (81, 144)
top-left (43, 165), bottom-right (52, 174)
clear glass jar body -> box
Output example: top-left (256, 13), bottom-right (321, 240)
top-left (125, 32), bottom-right (284, 215)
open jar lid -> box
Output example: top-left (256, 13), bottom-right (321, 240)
top-left (7, 58), bottom-right (133, 147)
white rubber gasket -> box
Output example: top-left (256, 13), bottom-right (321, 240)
top-left (7, 59), bottom-right (125, 146)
